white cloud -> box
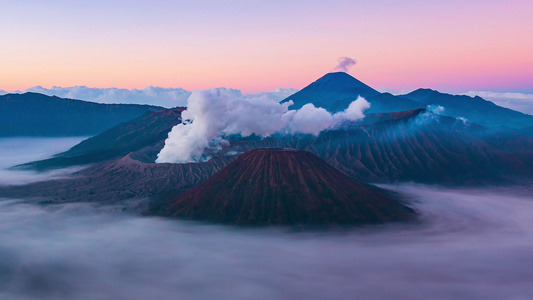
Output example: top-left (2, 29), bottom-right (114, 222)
top-left (18, 86), bottom-right (192, 108)
top-left (1, 86), bottom-right (299, 108)
top-left (464, 91), bottom-right (533, 115)
top-left (376, 88), bottom-right (413, 95)
top-left (247, 88), bottom-right (298, 102)
top-left (156, 88), bottom-right (369, 163)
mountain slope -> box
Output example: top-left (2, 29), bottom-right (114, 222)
top-left (364, 92), bottom-right (424, 113)
top-left (220, 110), bottom-right (533, 185)
top-left (280, 72), bottom-right (380, 112)
top-left (401, 89), bottom-right (533, 129)
top-left (157, 148), bottom-right (416, 226)
top-left (3, 109), bottom-right (533, 206)
top-left (18, 108), bottom-right (185, 170)
top-left (280, 72), bottom-right (423, 113)
top-left (0, 92), bottom-right (164, 136)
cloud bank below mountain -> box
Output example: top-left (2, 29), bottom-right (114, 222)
top-left (0, 137), bottom-right (88, 186)
top-left (0, 183), bottom-right (532, 300)
top-left (465, 91), bottom-right (533, 115)
top-left (0, 87), bottom-right (298, 109)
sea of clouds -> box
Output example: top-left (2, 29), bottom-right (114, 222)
top-left (0, 138), bottom-right (532, 299)
top-left (0, 86), bottom-right (298, 109)
top-left (0, 137), bottom-right (88, 186)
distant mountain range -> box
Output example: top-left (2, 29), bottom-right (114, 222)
top-left (281, 72), bottom-right (533, 129)
top-left (400, 88), bottom-right (533, 129)
top-left (2, 72), bottom-right (533, 226)
top-left (3, 73), bottom-right (533, 138)
top-left (4, 107), bottom-right (533, 207)
top-left (0, 92), bottom-right (164, 136)
top-left (13, 73), bottom-right (533, 185)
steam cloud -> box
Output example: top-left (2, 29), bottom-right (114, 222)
top-left (413, 105), bottom-right (445, 126)
top-left (332, 57), bottom-right (357, 72)
top-left (156, 88), bottom-right (370, 163)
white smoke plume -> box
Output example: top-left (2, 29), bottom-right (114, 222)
top-left (332, 57), bottom-right (357, 72)
top-left (414, 105), bottom-right (445, 126)
top-left (156, 88), bottom-right (370, 163)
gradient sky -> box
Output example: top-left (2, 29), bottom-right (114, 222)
top-left (1, 0), bottom-right (532, 93)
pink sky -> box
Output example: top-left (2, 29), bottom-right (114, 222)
top-left (1, 0), bottom-right (532, 93)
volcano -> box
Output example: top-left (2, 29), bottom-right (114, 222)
top-left (281, 72), bottom-right (379, 112)
top-left (158, 148), bottom-right (416, 226)
top-left (280, 72), bottom-right (422, 113)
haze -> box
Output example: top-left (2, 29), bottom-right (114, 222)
top-left (0, 138), bottom-right (87, 186)
top-left (1, 139), bottom-right (532, 299)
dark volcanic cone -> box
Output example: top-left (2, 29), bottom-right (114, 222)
top-left (159, 148), bottom-right (416, 226)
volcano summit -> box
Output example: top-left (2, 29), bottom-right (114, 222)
top-left (158, 148), bottom-right (416, 226)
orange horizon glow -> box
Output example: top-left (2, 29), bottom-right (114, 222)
top-left (1, 0), bottom-right (532, 94)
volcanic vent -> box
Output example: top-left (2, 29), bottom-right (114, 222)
top-left (158, 148), bottom-right (415, 226)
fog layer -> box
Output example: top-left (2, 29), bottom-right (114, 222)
top-left (1, 189), bottom-right (532, 299)
top-left (1, 139), bottom-right (532, 299)
top-left (0, 137), bottom-right (87, 186)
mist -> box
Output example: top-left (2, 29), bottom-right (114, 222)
top-left (2, 139), bottom-right (533, 299)
top-left (0, 137), bottom-right (88, 186)
top-left (1, 183), bottom-right (532, 299)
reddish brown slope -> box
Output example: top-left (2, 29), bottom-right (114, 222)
top-left (159, 148), bottom-right (415, 226)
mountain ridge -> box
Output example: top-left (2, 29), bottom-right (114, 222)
top-left (401, 88), bottom-right (533, 129)
top-left (0, 92), bottom-right (164, 137)
top-left (2, 109), bottom-right (533, 207)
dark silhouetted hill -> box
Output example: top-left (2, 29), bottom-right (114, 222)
top-left (401, 89), bottom-right (533, 129)
top-left (0, 92), bottom-right (164, 136)
top-left (19, 107), bottom-right (185, 170)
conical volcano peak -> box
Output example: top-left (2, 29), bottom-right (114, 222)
top-left (158, 148), bottom-right (416, 226)
top-left (280, 72), bottom-right (380, 112)
top-left (309, 72), bottom-right (377, 91)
